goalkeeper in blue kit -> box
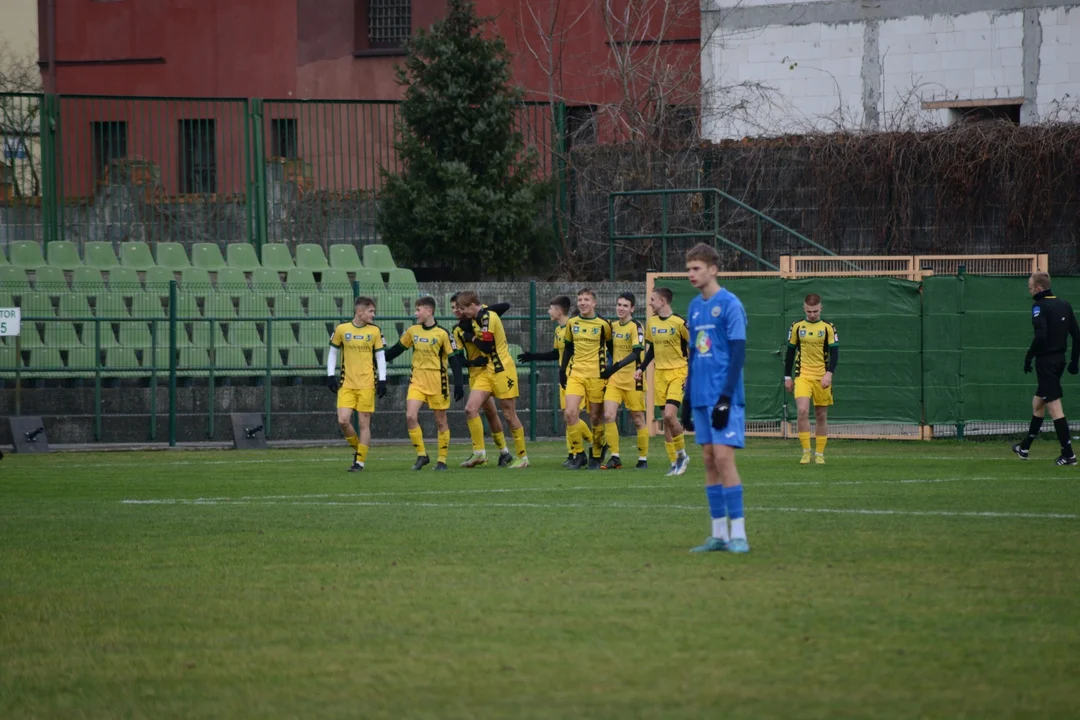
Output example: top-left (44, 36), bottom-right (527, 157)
top-left (682, 243), bottom-right (750, 554)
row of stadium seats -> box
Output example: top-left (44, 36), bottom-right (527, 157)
top-left (9, 291), bottom-right (355, 319)
top-left (0, 265), bottom-right (418, 295)
top-left (0, 240), bottom-right (397, 273)
top-left (7, 319), bottom-right (341, 349)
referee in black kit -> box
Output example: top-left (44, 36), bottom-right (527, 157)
top-left (1013, 271), bottom-right (1080, 465)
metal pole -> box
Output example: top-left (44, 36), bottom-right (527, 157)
top-left (528, 281), bottom-right (537, 441)
top-left (264, 320), bottom-right (272, 439)
top-left (94, 319), bottom-right (101, 441)
top-left (149, 318), bottom-right (157, 441)
top-left (168, 280), bottom-right (178, 446)
top-left (208, 319), bottom-right (216, 439)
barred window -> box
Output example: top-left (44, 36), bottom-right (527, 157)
top-left (368, 0), bottom-right (411, 47)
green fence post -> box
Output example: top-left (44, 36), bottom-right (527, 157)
top-left (150, 319), bottom-right (157, 441)
top-left (528, 281), bottom-right (537, 441)
top-left (168, 280), bottom-right (178, 447)
top-left (250, 98), bottom-right (268, 259)
top-left (208, 319), bottom-right (216, 440)
top-left (264, 321), bottom-right (273, 440)
top-left (94, 318), bottom-right (101, 442)
top-left (243, 97), bottom-right (255, 250)
top-left (40, 94), bottom-right (58, 246)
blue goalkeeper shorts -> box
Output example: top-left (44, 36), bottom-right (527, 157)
top-left (693, 404), bottom-right (745, 449)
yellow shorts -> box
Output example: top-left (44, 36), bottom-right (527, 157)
top-left (469, 368), bottom-right (520, 400)
top-left (654, 367), bottom-right (688, 407)
top-left (337, 387), bottom-right (374, 413)
top-left (565, 375), bottom-right (606, 405)
top-left (407, 384), bottom-right (450, 411)
top-left (794, 376), bottom-right (834, 407)
top-left (559, 386), bottom-right (566, 410)
top-left (604, 384), bottom-right (646, 412)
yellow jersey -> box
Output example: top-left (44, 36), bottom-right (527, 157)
top-left (330, 321), bottom-right (385, 390)
top-left (563, 315), bottom-right (612, 379)
top-left (609, 318), bottom-right (645, 390)
top-left (553, 323), bottom-right (567, 363)
top-left (469, 307), bottom-right (516, 375)
top-left (646, 313), bottom-right (689, 370)
top-left (787, 319), bottom-right (838, 379)
top-left (453, 325), bottom-right (487, 379)
top-left (399, 322), bottom-right (457, 396)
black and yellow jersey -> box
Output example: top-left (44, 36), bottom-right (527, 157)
top-left (330, 322), bottom-right (384, 389)
top-left (787, 319), bottom-right (838, 379)
top-left (646, 313), bottom-right (689, 370)
top-left (563, 315), bottom-right (612, 379)
top-left (609, 318), bottom-right (644, 389)
top-left (469, 307), bottom-right (516, 374)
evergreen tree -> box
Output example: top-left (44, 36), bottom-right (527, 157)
top-left (377, 0), bottom-right (552, 278)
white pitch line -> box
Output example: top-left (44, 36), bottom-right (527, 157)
top-left (119, 497), bottom-right (1079, 520)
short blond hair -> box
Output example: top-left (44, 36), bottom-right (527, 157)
top-left (455, 290), bottom-right (480, 307)
top-left (1031, 272), bottom-right (1051, 291)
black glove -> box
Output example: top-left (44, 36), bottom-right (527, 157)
top-left (1024, 357), bottom-right (1033, 374)
top-left (454, 384), bottom-right (464, 401)
top-left (472, 356), bottom-right (491, 368)
top-left (599, 364), bottom-right (614, 380)
top-left (518, 352), bottom-right (536, 363)
top-left (681, 401), bottom-right (694, 433)
top-left (1070, 361), bottom-right (1079, 375)
top-left (558, 368), bottom-right (567, 388)
top-left (376, 380), bottom-right (387, 398)
top-left (326, 376), bottom-right (340, 393)
top-left (712, 396), bottom-right (731, 431)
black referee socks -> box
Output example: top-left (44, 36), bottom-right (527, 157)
top-left (1054, 417), bottom-right (1073, 457)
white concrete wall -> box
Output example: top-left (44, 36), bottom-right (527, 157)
top-left (702, 2), bottom-right (1080, 138)
top-left (0, 0), bottom-right (38, 57)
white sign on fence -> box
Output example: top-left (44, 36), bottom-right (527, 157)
top-left (0, 308), bottom-right (21, 336)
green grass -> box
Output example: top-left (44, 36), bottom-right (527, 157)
top-left (2, 439), bottom-right (1080, 719)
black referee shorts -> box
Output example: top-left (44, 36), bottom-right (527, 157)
top-left (1036, 355), bottom-right (1066, 402)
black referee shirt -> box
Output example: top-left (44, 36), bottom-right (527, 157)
top-left (1028, 289), bottom-right (1080, 361)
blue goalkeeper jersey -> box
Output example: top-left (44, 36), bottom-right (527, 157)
top-left (687, 288), bottom-right (748, 408)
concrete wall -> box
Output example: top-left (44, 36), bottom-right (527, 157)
top-left (703, 0), bottom-right (1080, 138)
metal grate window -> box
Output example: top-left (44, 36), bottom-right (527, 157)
top-left (179, 119), bottom-right (217, 193)
top-left (368, 0), bottom-right (411, 47)
top-left (91, 121), bottom-right (128, 181)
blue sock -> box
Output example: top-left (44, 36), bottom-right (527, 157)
top-left (723, 485), bottom-right (744, 520)
top-left (705, 484), bottom-right (726, 519)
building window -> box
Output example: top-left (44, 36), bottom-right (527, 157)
top-left (270, 119), bottom-right (298, 159)
top-left (922, 98), bottom-right (1023, 126)
top-left (368, 0), bottom-right (411, 48)
top-left (565, 106), bottom-right (598, 152)
top-left (179, 119), bottom-right (216, 193)
top-left (91, 121), bottom-right (128, 181)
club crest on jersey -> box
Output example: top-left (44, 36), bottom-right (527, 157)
top-left (818, 330), bottom-right (825, 337)
top-left (711, 306), bottom-right (721, 317)
top-left (345, 333), bottom-right (353, 341)
top-left (799, 329), bottom-right (807, 337)
top-left (695, 330), bottom-right (711, 353)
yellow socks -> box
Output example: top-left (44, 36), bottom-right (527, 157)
top-left (467, 416), bottom-right (485, 453)
top-left (578, 420), bottom-right (594, 445)
top-left (673, 433), bottom-right (685, 454)
top-left (637, 428), bottom-right (649, 460)
top-left (492, 431), bottom-right (507, 453)
top-left (816, 436), bottom-right (828, 454)
top-left (345, 433), bottom-right (360, 451)
top-left (567, 422), bottom-right (583, 455)
top-left (565, 430), bottom-right (574, 455)
top-left (604, 421), bottom-right (620, 457)
top-left (799, 432), bottom-right (811, 451)
top-left (512, 427), bottom-right (527, 458)
top-left (356, 444), bottom-right (369, 464)
top-left (665, 441), bottom-right (677, 464)
top-left (592, 422), bottom-right (606, 457)
top-left (408, 426), bottom-right (426, 457)
top-left (437, 429), bottom-right (450, 464)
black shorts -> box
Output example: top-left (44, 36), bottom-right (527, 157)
top-left (1036, 355), bottom-right (1066, 402)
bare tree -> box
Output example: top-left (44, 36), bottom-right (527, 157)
top-left (0, 39), bottom-right (44, 198)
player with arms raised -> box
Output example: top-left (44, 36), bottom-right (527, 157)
top-left (327, 296), bottom-right (387, 472)
top-left (683, 243), bottom-right (750, 554)
top-left (384, 296), bottom-right (464, 471)
top-left (784, 293), bottom-right (839, 464)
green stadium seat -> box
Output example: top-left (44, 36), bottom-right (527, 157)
top-left (10, 241), bottom-right (46, 269)
top-left (174, 294), bottom-right (200, 318)
top-left (328, 244), bottom-right (363, 272)
top-left (32, 266), bottom-right (68, 292)
top-left (250, 268), bottom-right (283, 296)
top-left (260, 244), bottom-right (295, 271)
top-left (229, 321), bottom-right (263, 348)
top-left (191, 243), bottom-right (227, 272)
top-left (177, 347), bottom-right (210, 376)
top-left (214, 267), bottom-right (248, 292)
top-left (286, 269), bottom-right (317, 295)
top-left (0, 291), bottom-right (10, 307)
top-left (21, 292), bottom-right (54, 318)
top-left (96, 293), bottom-right (128, 318)
top-left (0, 266), bottom-right (31, 293)
top-left (118, 321), bottom-right (153, 347)
top-left (45, 241), bottom-right (83, 270)
top-left (0, 345), bottom-right (21, 378)
top-left (143, 267), bottom-right (175, 294)
top-left (106, 267), bottom-right (141, 294)
top-left (103, 347), bottom-right (145, 377)
top-left (153, 321), bottom-right (193, 350)
top-left (297, 322), bottom-right (331, 347)
top-left (155, 242), bottom-right (191, 270)
top-left (71, 267), bottom-right (105, 293)
top-left (17, 322), bottom-right (44, 348)
top-left (25, 348), bottom-right (64, 378)
top-left (362, 244), bottom-right (396, 272)
top-left (354, 268), bottom-right (383, 286)
top-left (308, 294), bottom-right (341, 320)
top-left (84, 242), bottom-right (120, 270)
top-left (238, 295), bottom-right (270, 319)
top-left (203, 293), bottom-right (236, 319)
top-left (387, 267), bottom-right (416, 286)
top-left (191, 321), bottom-right (228, 349)
top-left (226, 243), bottom-right (261, 271)
top-left (44, 321), bottom-right (82, 349)
top-left (274, 295), bottom-right (305, 319)
top-left (131, 294), bottom-right (166, 319)
top-left (120, 242), bottom-right (156, 271)
top-left (88, 319), bottom-right (122, 349)
top-left (295, 243), bottom-right (329, 271)
top-left (180, 267), bottom-right (213, 293)
top-left (266, 319), bottom-right (299, 347)
top-left (213, 346), bottom-right (252, 377)
top-left (320, 268), bottom-right (351, 293)
top-left (0, 246), bottom-right (6, 264)
top-left (59, 294), bottom-right (93, 320)
top-left (288, 346), bottom-right (322, 376)
top-left (267, 346), bottom-right (290, 376)
top-left (66, 347), bottom-right (100, 378)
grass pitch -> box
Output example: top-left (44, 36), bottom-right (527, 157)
top-left (2, 439), bottom-right (1079, 719)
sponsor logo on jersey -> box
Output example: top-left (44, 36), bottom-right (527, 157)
top-left (695, 330), bottom-right (711, 354)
